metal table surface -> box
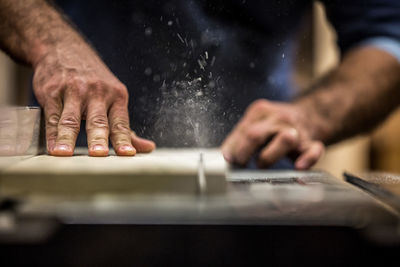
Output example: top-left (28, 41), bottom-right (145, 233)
top-left (0, 170), bottom-right (399, 266)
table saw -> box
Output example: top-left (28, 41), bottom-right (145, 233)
top-left (0, 107), bottom-right (399, 266)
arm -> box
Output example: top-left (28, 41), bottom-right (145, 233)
top-left (297, 47), bottom-right (400, 146)
top-left (222, 0), bottom-right (400, 169)
top-left (0, 0), bottom-right (155, 156)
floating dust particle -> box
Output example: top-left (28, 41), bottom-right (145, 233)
top-left (167, 20), bottom-right (173, 26)
top-left (197, 56), bottom-right (207, 71)
top-left (153, 78), bottom-right (222, 147)
top-left (153, 74), bottom-right (161, 82)
top-left (190, 39), bottom-right (195, 50)
top-left (249, 62), bottom-right (255, 68)
top-left (144, 67), bottom-right (152, 76)
top-left (210, 56), bottom-right (216, 66)
top-left (144, 27), bottom-right (152, 36)
top-left (205, 51), bottom-right (208, 59)
top-left (177, 33), bottom-right (185, 43)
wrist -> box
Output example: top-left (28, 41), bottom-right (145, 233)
top-left (30, 32), bottom-right (88, 68)
top-left (21, 3), bottom-right (83, 68)
top-left (293, 97), bottom-right (330, 143)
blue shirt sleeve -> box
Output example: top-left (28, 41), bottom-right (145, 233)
top-left (322, 0), bottom-right (400, 62)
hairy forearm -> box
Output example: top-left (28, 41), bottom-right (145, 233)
top-left (0, 0), bottom-right (85, 66)
top-left (295, 47), bottom-right (400, 145)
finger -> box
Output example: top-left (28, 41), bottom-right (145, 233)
top-left (221, 119), bottom-right (251, 163)
top-left (131, 131), bottom-right (156, 153)
top-left (44, 95), bottom-right (63, 155)
top-left (233, 120), bottom-right (279, 165)
top-left (86, 100), bottom-right (110, 157)
top-left (221, 132), bottom-right (238, 163)
top-left (295, 141), bottom-right (325, 170)
top-left (108, 102), bottom-right (136, 156)
top-left (221, 131), bottom-right (237, 163)
top-left (221, 100), bottom-right (272, 162)
top-left (52, 92), bottom-right (82, 156)
top-left (257, 128), bottom-right (300, 168)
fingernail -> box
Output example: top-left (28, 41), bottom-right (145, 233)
top-left (117, 145), bottom-right (136, 156)
top-left (55, 144), bottom-right (71, 151)
top-left (120, 145), bottom-right (135, 152)
top-left (222, 151), bottom-right (232, 163)
top-left (92, 145), bottom-right (106, 151)
top-left (296, 160), bottom-right (308, 170)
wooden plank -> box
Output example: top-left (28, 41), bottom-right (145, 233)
top-left (0, 149), bottom-right (227, 196)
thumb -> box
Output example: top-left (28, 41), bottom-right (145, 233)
top-left (130, 131), bottom-right (156, 153)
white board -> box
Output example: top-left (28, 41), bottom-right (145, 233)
top-left (0, 148), bottom-right (227, 196)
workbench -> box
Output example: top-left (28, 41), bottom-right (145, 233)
top-left (0, 149), bottom-right (399, 266)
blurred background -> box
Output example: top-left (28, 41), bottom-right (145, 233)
top-left (0, 2), bottom-right (399, 178)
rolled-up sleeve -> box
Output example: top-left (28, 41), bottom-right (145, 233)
top-left (322, 0), bottom-right (400, 62)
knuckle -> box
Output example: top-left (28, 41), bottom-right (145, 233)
top-left (44, 87), bottom-right (62, 102)
top-left (273, 113), bottom-right (288, 122)
top-left (114, 138), bottom-right (131, 146)
top-left (88, 80), bottom-right (105, 89)
top-left (65, 79), bottom-right (86, 95)
top-left (56, 133), bottom-right (76, 143)
top-left (248, 99), bottom-right (269, 113)
top-left (86, 81), bottom-right (128, 103)
top-left (47, 114), bottom-right (60, 127)
top-left (315, 141), bottom-right (325, 150)
top-left (276, 113), bottom-right (295, 124)
top-left (236, 120), bottom-right (248, 133)
top-left (258, 154), bottom-right (273, 167)
top-left (114, 84), bottom-right (129, 100)
top-left (66, 76), bottom-right (82, 87)
top-left (245, 128), bottom-right (264, 144)
top-left (90, 135), bottom-right (108, 144)
top-left (111, 120), bottom-right (130, 134)
top-left (279, 130), bottom-right (298, 146)
top-left (88, 82), bottom-right (107, 98)
top-left (88, 115), bottom-right (109, 129)
top-left (59, 114), bottom-right (81, 131)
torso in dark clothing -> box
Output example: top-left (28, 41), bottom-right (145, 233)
top-left (51, 0), bottom-right (312, 147)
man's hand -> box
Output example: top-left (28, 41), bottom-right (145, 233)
top-left (222, 46), bottom-right (400, 170)
top-left (221, 99), bottom-right (324, 169)
top-left (0, 0), bottom-right (155, 156)
top-left (33, 42), bottom-right (155, 156)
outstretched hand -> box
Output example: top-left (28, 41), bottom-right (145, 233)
top-left (33, 42), bottom-right (155, 156)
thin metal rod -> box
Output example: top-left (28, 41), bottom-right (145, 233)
top-left (197, 152), bottom-right (207, 194)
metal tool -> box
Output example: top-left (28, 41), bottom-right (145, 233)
top-left (196, 152), bottom-right (207, 194)
top-left (0, 106), bottom-right (42, 156)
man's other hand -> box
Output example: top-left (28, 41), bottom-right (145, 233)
top-left (33, 43), bottom-right (155, 156)
top-left (221, 99), bottom-right (324, 169)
